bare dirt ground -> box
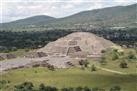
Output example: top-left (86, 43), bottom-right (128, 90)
top-left (0, 56), bottom-right (73, 72)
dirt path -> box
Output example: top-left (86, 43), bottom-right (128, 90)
top-left (96, 66), bottom-right (127, 75)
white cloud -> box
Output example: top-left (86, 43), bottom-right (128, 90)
top-left (0, 0), bottom-right (136, 23)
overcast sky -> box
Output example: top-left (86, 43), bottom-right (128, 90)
top-left (0, 0), bottom-right (136, 23)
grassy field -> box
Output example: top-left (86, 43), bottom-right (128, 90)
top-left (1, 67), bottom-right (137, 91)
top-left (0, 48), bottom-right (137, 91)
top-left (9, 49), bottom-right (32, 57)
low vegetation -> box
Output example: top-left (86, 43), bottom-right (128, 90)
top-left (13, 81), bottom-right (122, 91)
top-left (1, 67), bottom-right (137, 91)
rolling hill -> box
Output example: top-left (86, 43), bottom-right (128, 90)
top-left (0, 3), bottom-right (137, 30)
top-left (0, 15), bottom-right (56, 29)
top-left (48, 3), bottom-right (137, 28)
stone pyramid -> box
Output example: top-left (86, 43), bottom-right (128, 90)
top-left (38, 32), bottom-right (116, 57)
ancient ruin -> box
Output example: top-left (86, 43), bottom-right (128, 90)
top-left (0, 53), bottom-right (16, 60)
top-left (0, 32), bottom-right (120, 72)
top-left (38, 32), bottom-right (116, 58)
top-left (25, 52), bottom-right (47, 58)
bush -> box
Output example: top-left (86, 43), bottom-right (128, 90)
top-left (101, 50), bottom-right (106, 53)
top-left (48, 65), bottom-right (55, 71)
top-left (79, 59), bottom-right (89, 68)
top-left (92, 87), bottom-right (105, 91)
top-left (120, 61), bottom-right (128, 68)
top-left (14, 82), bottom-right (34, 91)
top-left (75, 86), bottom-right (83, 91)
top-left (61, 88), bottom-right (70, 91)
top-left (91, 65), bottom-right (96, 71)
top-left (110, 86), bottom-right (121, 91)
top-left (67, 87), bottom-right (74, 91)
top-left (127, 53), bottom-right (136, 60)
top-left (39, 83), bottom-right (46, 91)
top-left (83, 86), bottom-right (91, 91)
top-left (39, 83), bottom-right (58, 91)
top-left (112, 53), bottom-right (119, 60)
top-left (0, 80), bottom-right (10, 89)
top-left (100, 56), bottom-right (107, 65)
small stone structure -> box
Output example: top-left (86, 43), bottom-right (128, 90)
top-left (25, 52), bottom-right (47, 58)
top-left (0, 56), bottom-right (4, 60)
top-left (25, 60), bottom-right (50, 68)
top-left (0, 53), bottom-right (16, 60)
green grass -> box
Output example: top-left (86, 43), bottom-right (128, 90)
top-left (7, 49), bottom-right (32, 57)
top-left (1, 67), bottom-right (137, 91)
top-left (95, 48), bottom-right (137, 74)
top-left (1, 48), bottom-right (137, 91)
top-left (99, 60), bottom-right (137, 74)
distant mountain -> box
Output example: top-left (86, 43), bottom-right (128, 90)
top-left (1, 3), bottom-right (137, 30)
top-left (0, 15), bottom-right (56, 29)
top-left (48, 3), bottom-right (137, 28)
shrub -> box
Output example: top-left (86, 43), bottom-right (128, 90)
top-left (75, 86), bottom-right (83, 91)
top-left (14, 82), bottom-right (34, 91)
top-left (84, 60), bottom-right (90, 67)
top-left (79, 60), bottom-right (85, 66)
top-left (110, 86), bottom-right (121, 91)
top-left (127, 53), bottom-right (136, 60)
top-left (61, 88), bottom-right (69, 91)
top-left (83, 86), bottom-right (91, 91)
top-left (120, 61), bottom-right (128, 68)
top-left (39, 83), bottom-right (46, 91)
top-left (67, 87), bottom-right (74, 91)
top-left (0, 80), bottom-right (9, 89)
top-left (101, 50), bottom-right (106, 53)
top-left (92, 87), bottom-right (105, 91)
top-left (112, 53), bottom-right (119, 60)
top-left (48, 65), bottom-right (55, 71)
top-left (100, 56), bottom-right (107, 65)
top-left (39, 84), bottom-right (58, 91)
top-left (79, 59), bottom-right (89, 68)
top-left (91, 65), bottom-right (96, 71)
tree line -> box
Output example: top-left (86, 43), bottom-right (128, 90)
top-left (0, 28), bottom-right (137, 52)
